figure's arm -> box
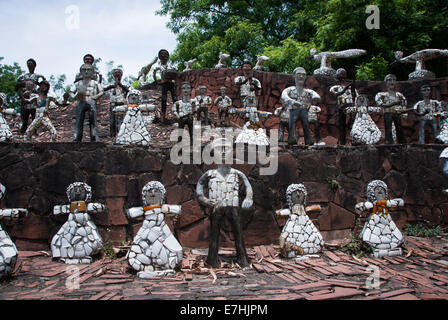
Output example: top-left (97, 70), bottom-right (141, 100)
top-left (53, 205), bottom-right (70, 215)
top-left (138, 104), bottom-right (156, 113)
top-left (355, 201), bottom-right (373, 215)
top-left (127, 207), bottom-right (144, 219)
top-left (0, 208), bottom-right (28, 220)
top-left (90, 83), bottom-right (104, 101)
top-left (161, 204), bottom-right (182, 216)
top-left (87, 203), bottom-right (106, 214)
top-left (238, 171), bottom-right (253, 209)
top-left (386, 199), bottom-right (404, 208)
top-left (68, 83), bottom-right (78, 100)
top-left (276, 208), bottom-right (291, 217)
top-left (281, 88), bottom-right (296, 107)
top-left (141, 57), bottom-right (158, 77)
top-left (2, 108), bottom-right (17, 116)
top-left (196, 172), bottom-right (215, 208)
top-left (172, 101), bottom-right (180, 118)
top-left (305, 204), bottom-right (321, 213)
top-left (310, 90), bottom-right (321, 104)
top-left (112, 105), bottom-right (128, 114)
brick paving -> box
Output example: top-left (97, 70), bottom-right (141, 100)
top-left (1, 236), bottom-right (448, 300)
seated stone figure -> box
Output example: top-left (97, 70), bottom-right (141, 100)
top-left (51, 182), bottom-right (105, 264)
top-left (113, 89), bottom-right (154, 146)
top-left (355, 180), bottom-right (405, 258)
top-left (0, 182), bottom-right (28, 280)
top-left (126, 181), bottom-right (182, 279)
top-left (276, 184), bottom-right (324, 259)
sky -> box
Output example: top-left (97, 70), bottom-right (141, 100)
top-left (0, 0), bottom-right (178, 84)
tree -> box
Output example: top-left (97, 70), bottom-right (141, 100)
top-left (158, 0), bottom-right (448, 80)
top-left (0, 57), bottom-right (24, 111)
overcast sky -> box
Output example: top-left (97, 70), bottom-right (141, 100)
top-left (0, 0), bottom-right (177, 83)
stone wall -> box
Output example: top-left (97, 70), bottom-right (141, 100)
top-left (1, 143), bottom-right (447, 251)
top-left (180, 69), bottom-right (448, 144)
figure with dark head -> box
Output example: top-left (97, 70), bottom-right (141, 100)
top-left (74, 53), bottom-right (103, 84)
top-left (104, 68), bottom-right (129, 137)
top-left (172, 81), bottom-right (196, 144)
top-left (413, 84), bottom-right (441, 144)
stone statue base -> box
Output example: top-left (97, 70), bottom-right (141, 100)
top-left (409, 70), bottom-right (435, 80)
top-left (235, 123), bottom-right (269, 146)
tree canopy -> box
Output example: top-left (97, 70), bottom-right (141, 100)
top-left (157, 0), bottom-right (448, 80)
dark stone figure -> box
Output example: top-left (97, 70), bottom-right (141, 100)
top-left (66, 64), bottom-right (104, 142)
top-left (172, 82), bottom-right (196, 144)
top-left (74, 54), bottom-right (103, 84)
top-left (196, 138), bottom-right (253, 268)
top-left (153, 50), bottom-right (178, 123)
top-left (194, 85), bottom-right (212, 126)
top-left (104, 69), bottom-right (129, 137)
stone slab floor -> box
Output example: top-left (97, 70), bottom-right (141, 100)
top-left (1, 236), bottom-right (448, 300)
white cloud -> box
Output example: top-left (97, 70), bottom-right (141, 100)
top-left (0, 0), bottom-right (178, 87)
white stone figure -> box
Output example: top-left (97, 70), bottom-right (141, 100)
top-left (184, 58), bottom-right (198, 71)
top-left (310, 48), bottom-right (367, 77)
top-left (356, 180), bottom-right (405, 258)
top-left (113, 89), bottom-right (155, 146)
top-left (440, 148), bottom-right (448, 195)
top-left (346, 95), bottom-right (382, 145)
top-left (215, 52), bottom-right (231, 68)
top-left (253, 55), bottom-right (269, 71)
top-left (276, 184), bottom-right (324, 259)
top-left (436, 102), bottom-right (448, 144)
top-left (0, 183), bottom-right (28, 280)
top-left (126, 181), bottom-right (182, 279)
top-left (308, 104), bottom-right (324, 145)
top-left (395, 49), bottom-right (448, 80)
top-left (274, 102), bottom-right (290, 142)
top-left (51, 182), bottom-right (105, 264)
top-left (214, 86), bottom-right (233, 127)
top-left (0, 93), bottom-right (17, 142)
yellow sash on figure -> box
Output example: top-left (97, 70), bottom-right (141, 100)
top-left (144, 204), bottom-right (161, 212)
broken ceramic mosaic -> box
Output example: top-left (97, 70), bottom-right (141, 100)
top-left (356, 180), bottom-right (405, 258)
top-left (0, 93), bottom-right (17, 143)
top-left (51, 182), bottom-right (105, 264)
top-left (126, 181), bottom-right (182, 279)
top-left (346, 95), bottom-right (382, 145)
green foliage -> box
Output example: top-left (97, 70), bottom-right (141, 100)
top-left (158, 0), bottom-right (448, 79)
top-left (0, 57), bottom-right (24, 110)
top-left (48, 74), bottom-right (70, 97)
top-left (405, 223), bottom-right (447, 238)
top-left (341, 234), bottom-right (373, 258)
top-left (327, 179), bottom-right (341, 192)
top-left (102, 238), bottom-right (117, 259)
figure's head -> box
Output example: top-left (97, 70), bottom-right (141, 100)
top-left (39, 80), bottom-right (50, 94)
top-left (83, 54), bottom-right (94, 65)
top-left (158, 49), bottom-right (170, 64)
top-left (366, 180), bottom-right (388, 202)
top-left (0, 93), bottom-right (6, 108)
top-left (198, 85), bottom-right (207, 96)
top-left (211, 138), bottom-right (233, 164)
top-left (112, 69), bottom-right (123, 83)
top-left (80, 63), bottom-right (95, 80)
top-left (355, 94), bottom-right (369, 107)
top-left (286, 184), bottom-right (307, 207)
top-left (220, 86), bottom-right (227, 95)
top-left (242, 61), bottom-right (253, 76)
top-left (27, 59), bottom-right (36, 73)
top-left (181, 81), bottom-right (192, 96)
top-left (336, 68), bottom-right (347, 81)
top-left (66, 182), bottom-right (92, 202)
top-left (126, 89), bottom-right (142, 105)
top-left (384, 74), bottom-right (397, 90)
top-left (142, 181), bottom-right (166, 206)
top-left (420, 85), bottom-right (431, 99)
top-left (293, 67), bottom-right (307, 86)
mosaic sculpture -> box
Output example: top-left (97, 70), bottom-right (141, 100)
top-left (173, 82), bottom-right (196, 144)
top-left (0, 183), bottom-right (28, 280)
top-left (215, 52), bottom-right (231, 68)
top-left (276, 184), bottom-right (324, 259)
top-left (310, 48), bottom-right (366, 77)
top-left (281, 67), bottom-right (320, 146)
top-left (196, 138), bottom-right (253, 268)
top-left (274, 102), bottom-right (290, 142)
top-left (356, 180), bottom-right (405, 258)
top-left (214, 86), bottom-right (232, 127)
top-left (395, 49), bottom-right (448, 80)
top-left (308, 104), bottom-right (323, 145)
top-left (253, 55), bottom-right (269, 71)
top-left (413, 85), bottom-right (441, 144)
top-left (184, 58), bottom-right (197, 72)
top-left (113, 89), bottom-right (154, 146)
top-left (127, 181), bottom-right (182, 278)
top-left (0, 93), bottom-right (17, 142)
top-left (346, 95), bottom-right (382, 145)
top-left (104, 68), bottom-right (129, 137)
top-left (194, 85), bottom-right (212, 126)
top-left (51, 182), bottom-right (105, 264)
top-left (436, 102), bottom-right (448, 144)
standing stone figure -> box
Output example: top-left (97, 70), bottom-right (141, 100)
top-left (235, 61), bottom-right (262, 110)
top-left (276, 184), bottom-right (324, 259)
top-left (274, 102), bottom-right (290, 142)
top-left (281, 67), bottom-right (320, 146)
top-left (194, 85), bottom-right (212, 126)
top-left (346, 95), bottom-right (382, 145)
top-left (126, 181), bottom-right (182, 278)
top-left (356, 180), bottom-right (405, 258)
top-left (329, 68), bottom-right (358, 145)
top-left (0, 183), bottom-right (28, 280)
top-left (413, 85), bottom-right (441, 144)
top-left (0, 93), bottom-right (17, 142)
top-left (24, 81), bottom-right (60, 142)
top-left (51, 182), bottom-right (105, 264)
top-left (214, 86), bottom-right (232, 127)
top-left (375, 74), bottom-right (408, 145)
top-left (173, 82), bottom-right (196, 144)
top-left (74, 54), bottom-right (103, 84)
top-left (66, 64), bottom-right (104, 142)
top-left (440, 148), bottom-right (448, 195)
top-left (16, 58), bottom-right (46, 134)
top-left (395, 49), bottom-right (448, 80)
top-left (113, 89), bottom-right (154, 146)
top-left (308, 103), bottom-right (323, 145)
top-left (310, 48), bottom-right (366, 77)
top-left (196, 138), bottom-right (253, 268)
top-left (104, 68), bottom-right (129, 137)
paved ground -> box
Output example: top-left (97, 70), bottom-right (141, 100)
top-left (1, 236), bottom-right (448, 301)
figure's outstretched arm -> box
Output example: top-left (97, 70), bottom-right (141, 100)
top-left (53, 205), bottom-right (70, 216)
top-left (355, 201), bottom-right (373, 215)
top-left (162, 204), bottom-right (182, 216)
top-left (386, 199), bottom-right (404, 208)
top-left (238, 171), bottom-right (253, 209)
top-left (90, 83), bottom-right (104, 101)
top-left (112, 105), bottom-right (127, 114)
top-left (276, 208), bottom-right (291, 217)
top-left (138, 104), bottom-right (156, 113)
top-left (0, 208), bottom-right (28, 220)
top-left (87, 203), bottom-right (106, 214)
top-left (305, 204), bottom-right (322, 214)
top-left (127, 207), bottom-right (144, 219)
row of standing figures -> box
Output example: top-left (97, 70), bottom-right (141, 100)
top-left (3, 51), bottom-right (448, 147)
top-left (0, 138), bottom-right (415, 280)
